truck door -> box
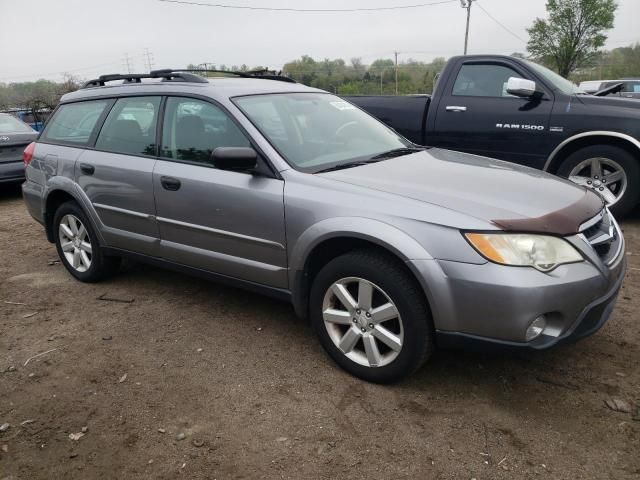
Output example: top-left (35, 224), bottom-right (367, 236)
top-left (431, 60), bottom-right (554, 169)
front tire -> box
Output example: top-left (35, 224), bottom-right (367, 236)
top-left (310, 250), bottom-right (434, 383)
top-left (53, 201), bottom-right (120, 282)
top-left (557, 145), bottom-right (640, 218)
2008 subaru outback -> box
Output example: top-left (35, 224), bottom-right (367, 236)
top-left (22, 69), bottom-right (626, 383)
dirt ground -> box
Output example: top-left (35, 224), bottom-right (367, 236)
top-left (0, 184), bottom-right (639, 480)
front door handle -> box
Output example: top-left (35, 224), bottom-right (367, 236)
top-left (445, 105), bottom-right (467, 112)
top-left (160, 176), bottom-right (181, 191)
top-left (79, 163), bottom-right (95, 175)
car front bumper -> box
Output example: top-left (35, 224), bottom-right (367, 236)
top-left (0, 160), bottom-right (25, 183)
top-left (408, 237), bottom-right (626, 350)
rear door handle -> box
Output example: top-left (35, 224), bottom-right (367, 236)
top-left (79, 163), bottom-right (95, 175)
top-left (160, 176), bottom-right (181, 191)
top-left (445, 105), bottom-right (467, 112)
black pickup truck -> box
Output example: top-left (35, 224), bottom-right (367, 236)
top-left (345, 55), bottom-right (640, 217)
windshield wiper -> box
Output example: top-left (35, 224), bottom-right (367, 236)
top-left (315, 147), bottom-right (425, 173)
top-left (315, 159), bottom-right (384, 173)
top-left (369, 147), bottom-right (424, 160)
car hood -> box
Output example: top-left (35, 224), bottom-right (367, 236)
top-left (578, 94), bottom-right (640, 110)
top-left (318, 148), bottom-right (604, 235)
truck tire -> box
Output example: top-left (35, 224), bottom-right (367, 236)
top-left (53, 201), bottom-right (121, 282)
top-left (557, 145), bottom-right (640, 218)
top-left (309, 249), bottom-right (434, 383)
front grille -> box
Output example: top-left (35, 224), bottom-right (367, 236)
top-left (579, 209), bottom-right (621, 265)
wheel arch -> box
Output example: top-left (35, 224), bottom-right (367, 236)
top-left (289, 217), bottom-right (434, 319)
top-left (43, 180), bottom-right (103, 245)
top-left (544, 131), bottom-right (640, 174)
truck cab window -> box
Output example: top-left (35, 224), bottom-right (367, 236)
top-left (452, 64), bottom-right (520, 98)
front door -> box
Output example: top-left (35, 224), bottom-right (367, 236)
top-left (153, 96), bottom-right (287, 288)
top-left (431, 61), bottom-right (554, 169)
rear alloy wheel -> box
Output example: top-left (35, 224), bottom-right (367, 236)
top-left (310, 250), bottom-right (433, 383)
top-left (558, 145), bottom-right (640, 218)
top-left (54, 201), bottom-right (121, 282)
top-left (58, 214), bottom-right (93, 273)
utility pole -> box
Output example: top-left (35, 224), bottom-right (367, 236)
top-left (394, 51), bottom-right (399, 95)
top-left (144, 48), bottom-right (155, 72)
top-left (460, 0), bottom-right (473, 55)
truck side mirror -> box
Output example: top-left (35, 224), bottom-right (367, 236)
top-left (506, 77), bottom-right (538, 98)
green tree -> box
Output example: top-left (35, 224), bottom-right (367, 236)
top-left (527, 0), bottom-right (617, 77)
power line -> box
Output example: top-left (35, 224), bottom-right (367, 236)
top-left (475, 2), bottom-right (526, 44)
top-left (157, 0), bottom-right (458, 13)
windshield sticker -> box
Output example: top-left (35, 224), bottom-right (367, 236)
top-left (330, 101), bottom-right (356, 111)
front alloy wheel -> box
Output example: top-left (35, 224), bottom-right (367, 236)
top-left (322, 277), bottom-right (403, 368)
top-left (310, 250), bottom-right (433, 383)
top-left (568, 157), bottom-right (627, 207)
top-left (58, 214), bottom-right (93, 272)
top-left (558, 145), bottom-right (640, 218)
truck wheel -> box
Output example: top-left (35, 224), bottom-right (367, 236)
top-left (54, 201), bottom-right (121, 282)
top-left (309, 249), bottom-right (434, 383)
top-left (557, 145), bottom-right (640, 218)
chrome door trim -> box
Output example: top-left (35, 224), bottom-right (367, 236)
top-left (93, 203), bottom-right (153, 219)
top-left (156, 216), bottom-right (286, 250)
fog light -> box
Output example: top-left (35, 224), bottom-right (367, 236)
top-left (525, 316), bottom-right (547, 341)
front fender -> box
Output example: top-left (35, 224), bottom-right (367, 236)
top-left (288, 216), bottom-right (433, 318)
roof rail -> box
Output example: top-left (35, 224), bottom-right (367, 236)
top-left (159, 68), bottom-right (297, 84)
top-left (81, 71), bottom-right (208, 89)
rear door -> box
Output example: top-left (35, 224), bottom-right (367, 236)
top-left (76, 96), bottom-right (161, 255)
top-left (153, 96), bottom-right (287, 288)
top-left (430, 60), bottom-right (554, 168)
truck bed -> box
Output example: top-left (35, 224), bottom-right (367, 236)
top-left (343, 95), bottom-right (430, 145)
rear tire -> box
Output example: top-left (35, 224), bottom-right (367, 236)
top-left (53, 201), bottom-right (120, 282)
top-left (310, 249), bottom-right (434, 383)
top-left (557, 145), bottom-right (640, 218)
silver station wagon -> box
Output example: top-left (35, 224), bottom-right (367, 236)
top-left (22, 69), bottom-right (626, 383)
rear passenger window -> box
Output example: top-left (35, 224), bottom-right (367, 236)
top-left (160, 97), bottom-right (250, 165)
top-left (95, 96), bottom-right (161, 156)
top-left (452, 64), bottom-right (521, 97)
top-left (41, 101), bottom-right (109, 145)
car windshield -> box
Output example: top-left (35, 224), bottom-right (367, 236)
top-left (234, 93), bottom-right (411, 172)
top-left (524, 60), bottom-right (584, 95)
top-left (0, 113), bottom-right (34, 134)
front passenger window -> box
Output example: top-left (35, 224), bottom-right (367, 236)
top-left (95, 96), bottom-right (161, 156)
top-left (452, 64), bottom-right (521, 98)
top-left (160, 97), bottom-right (250, 165)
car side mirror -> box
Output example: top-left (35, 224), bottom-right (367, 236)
top-left (212, 147), bottom-right (258, 171)
top-left (506, 77), bottom-right (538, 98)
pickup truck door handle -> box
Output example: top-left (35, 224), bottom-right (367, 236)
top-left (445, 105), bottom-right (467, 112)
top-left (79, 163), bottom-right (95, 175)
top-left (160, 176), bottom-right (181, 191)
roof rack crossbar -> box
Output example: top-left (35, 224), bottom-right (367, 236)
top-left (157, 68), bottom-right (297, 84)
top-left (81, 68), bottom-right (297, 89)
top-left (81, 71), bottom-right (208, 89)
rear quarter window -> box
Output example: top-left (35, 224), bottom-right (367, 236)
top-left (41, 101), bottom-right (110, 145)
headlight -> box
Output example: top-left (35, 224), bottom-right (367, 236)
top-left (465, 233), bottom-right (583, 272)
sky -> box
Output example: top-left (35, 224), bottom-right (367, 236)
top-left (1, 0), bottom-right (639, 82)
